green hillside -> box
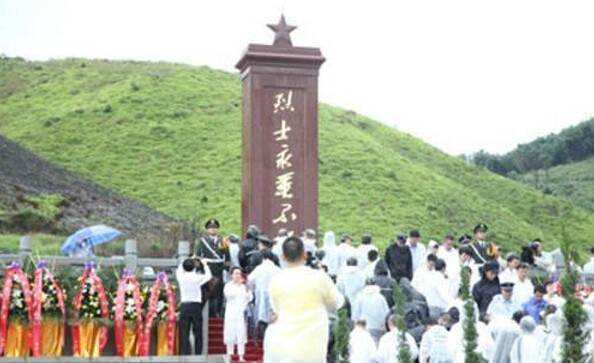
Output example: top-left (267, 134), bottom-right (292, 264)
top-left (511, 157), bottom-right (594, 212)
top-left (0, 58), bottom-right (592, 254)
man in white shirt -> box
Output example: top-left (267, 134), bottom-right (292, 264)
top-left (302, 228), bottom-right (318, 256)
top-left (349, 320), bottom-right (377, 363)
top-left (459, 246), bottom-right (480, 287)
top-left (499, 254), bottom-right (519, 283)
top-left (363, 249), bottom-right (380, 280)
top-left (407, 230), bottom-right (427, 272)
top-left (352, 279), bottom-right (390, 343)
top-left (272, 228), bottom-right (288, 263)
top-left (336, 234), bottom-right (357, 275)
top-left (487, 282), bottom-right (523, 319)
top-left (583, 248), bottom-right (594, 274)
top-left (437, 235), bottom-right (460, 279)
top-left (513, 263), bottom-right (534, 305)
top-left (337, 258), bottom-right (367, 304)
top-left (357, 234), bottom-right (378, 269)
top-left (375, 314), bottom-right (419, 363)
top-left (420, 259), bottom-right (453, 313)
top-left (411, 254), bottom-right (437, 292)
top-left (419, 315), bottom-right (455, 363)
top-left (176, 257), bottom-right (212, 355)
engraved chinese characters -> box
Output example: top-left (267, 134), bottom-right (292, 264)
top-left (272, 90), bottom-right (298, 225)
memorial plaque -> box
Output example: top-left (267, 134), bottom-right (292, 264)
top-left (236, 15), bottom-right (325, 237)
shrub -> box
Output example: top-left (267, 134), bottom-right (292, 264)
top-left (24, 193), bottom-right (63, 220)
top-left (9, 207), bottom-right (53, 232)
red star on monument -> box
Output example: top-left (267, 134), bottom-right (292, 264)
top-left (267, 15), bottom-right (297, 47)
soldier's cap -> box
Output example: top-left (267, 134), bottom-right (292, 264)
top-left (458, 234), bottom-right (472, 244)
top-left (474, 223), bottom-right (488, 233)
top-left (500, 282), bottom-right (515, 290)
top-left (205, 219), bottom-right (220, 229)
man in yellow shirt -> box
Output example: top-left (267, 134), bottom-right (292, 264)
top-left (264, 236), bottom-right (344, 363)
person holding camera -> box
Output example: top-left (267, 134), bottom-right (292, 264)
top-left (176, 256), bottom-right (212, 355)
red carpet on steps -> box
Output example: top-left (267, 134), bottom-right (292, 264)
top-left (208, 318), bottom-right (264, 363)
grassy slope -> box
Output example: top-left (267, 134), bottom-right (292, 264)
top-left (511, 157), bottom-right (594, 212)
top-left (0, 58), bottom-right (592, 255)
top-left (0, 233), bottom-right (64, 254)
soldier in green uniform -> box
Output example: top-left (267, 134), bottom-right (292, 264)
top-left (469, 223), bottom-right (497, 264)
top-left (196, 218), bottom-right (226, 318)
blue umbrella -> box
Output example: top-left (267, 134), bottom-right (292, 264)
top-left (61, 224), bottom-right (122, 255)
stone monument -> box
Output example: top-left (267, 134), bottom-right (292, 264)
top-left (236, 15), bottom-right (324, 238)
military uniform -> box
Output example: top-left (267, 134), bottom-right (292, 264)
top-left (469, 223), bottom-right (497, 264)
top-left (196, 219), bottom-right (226, 317)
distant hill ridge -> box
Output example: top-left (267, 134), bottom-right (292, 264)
top-left (0, 57), bottom-right (591, 253)
top-left (510, 157), bottom-right (594, 213)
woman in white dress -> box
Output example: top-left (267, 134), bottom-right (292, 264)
top-left (224, 267), bottom-right (253, 362)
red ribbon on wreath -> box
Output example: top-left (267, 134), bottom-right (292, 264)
top-left (0, 261), bottom-right (34, 356)
top-left (139, 271), bottom-right (176, 355)
top-left (114, 269), bottom-right (144, 356)
top-left (30, 261), bottom-right (66, 357)
top-left (71, 262), bottom-right (109, 356)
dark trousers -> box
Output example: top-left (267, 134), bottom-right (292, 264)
top-left (179, 302), bottom-right (203, 355)
top-left (208, 263), bottom-right (224, 317)
top-left (257, 321), bottom-right (268, 343)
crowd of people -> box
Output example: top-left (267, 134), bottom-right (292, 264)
top-left (177, 219), bottom-right (594, 363)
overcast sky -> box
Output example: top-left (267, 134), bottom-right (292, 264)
top-left (2, 0), bottom-right (593, 156)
